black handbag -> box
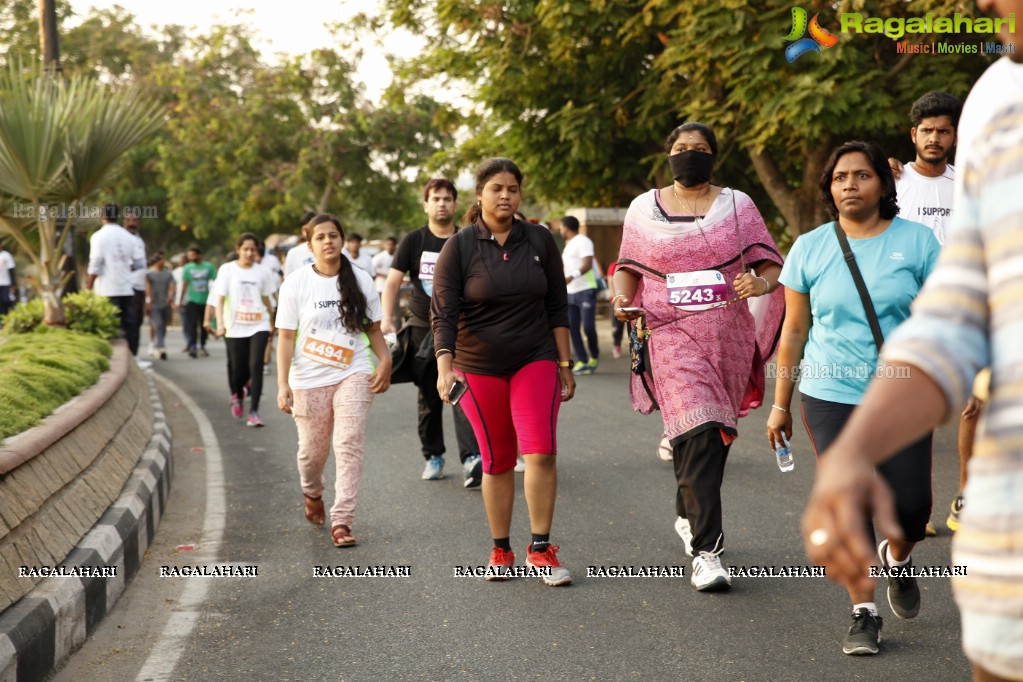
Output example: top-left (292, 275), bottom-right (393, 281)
top-left (390, 323), bottom-right (437, 386)
top-left (833, 223), bottom-right (884, 349)
top-left (389, 324), bottom-right (417, 384)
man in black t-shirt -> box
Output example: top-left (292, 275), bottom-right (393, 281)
top-left (382, 178), bottom-right (482, 487)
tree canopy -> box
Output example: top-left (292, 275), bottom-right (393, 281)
top-left (379, 0), bottom-right (994, 236)
top-left (1, 0), bottom-right (998, 263)
top-left (1, 0), bottom-right (459, 258)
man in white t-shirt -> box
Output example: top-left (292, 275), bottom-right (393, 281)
top-left (284, 211), bottom-right (317, 278)
top-left (372, 236), bottom-right (396, 292)
top-left (560, 215), bottom-right (600, 375)
top-left (372, 236), bottom-right (400, 330)
top-left (894, 91), bottom-right (962, 537)
top-left (0, 247), bottom-right (15, 318)
top-left (344, 233), bottom-right (374, 274)
top-left (124, 211), bottom-right (148, 360)
top-left (895, 92), bottom-right (959, 246)
top-left (87, 204), bottom-right (146, 355)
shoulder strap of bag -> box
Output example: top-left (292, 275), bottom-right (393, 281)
top-left (833, 223), bottom-right (884, 350)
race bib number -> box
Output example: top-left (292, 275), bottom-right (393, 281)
top-left (302, 328), bottom-right (356, 370)
top-left (234, 308), bottom-right (263, 323)
top-left (666, 270), bottom-right (729, 311)
top-left (419, 251), bottom-right (439, 281)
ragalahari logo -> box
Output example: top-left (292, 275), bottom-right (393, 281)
top-left (785, 7), bottom-right (839, 62)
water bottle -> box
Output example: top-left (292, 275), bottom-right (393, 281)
top-left (775, 434), bottom-right (794, 472)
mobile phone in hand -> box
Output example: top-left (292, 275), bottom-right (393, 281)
top-left (448, 381), bottom-right (467, 405)
top-left (618, 306), bottom-right (644, 314)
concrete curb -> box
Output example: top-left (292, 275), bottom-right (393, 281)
top-left (0, 374), bottom-right (172, 682)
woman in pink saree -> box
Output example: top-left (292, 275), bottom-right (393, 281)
top-left (613, 122), bottom-right (785, 592)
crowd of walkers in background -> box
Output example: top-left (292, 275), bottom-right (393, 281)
top-left (54, 9), bottom-right (1023, 675)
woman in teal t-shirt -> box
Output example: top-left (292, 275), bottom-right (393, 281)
top-left (767, 141), bottom-right (940, 658)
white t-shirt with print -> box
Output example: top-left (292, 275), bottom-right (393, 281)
top-left (0, 250), bottom-right (14, 286)
top-left (896, 163), bottom-right (954, 246)
top-left (211, 261), bottom-right (274, 337)
top-left (276, 265), bottom-right (382, 389)
top-left (87, 223), bottom-right (145, 297)
top-left (562, 233), bottom-right (597, 294)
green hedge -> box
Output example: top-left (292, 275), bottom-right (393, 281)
top-left (0, 327), bottom-right (112, 440)
top-left (1, 291), bottom-right (120, 338)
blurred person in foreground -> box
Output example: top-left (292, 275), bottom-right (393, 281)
top-left (804, 4), bottom-right (1023, 678)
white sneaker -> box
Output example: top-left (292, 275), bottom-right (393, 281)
top-left (514, 455), bottom-right (526, 473)
top-left (674, 517), bottom-right (693, 557)
top-left (135, 358), bottom-right (153, 370)
top-left (421, 455), bottom-right (444, 480)
top-left (658, 435), bottom-right (673, 461)
top-left (691, 550), bottom-right (731, 592)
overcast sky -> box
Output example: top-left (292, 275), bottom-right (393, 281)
top-left (73, 0), bottom-right (424, 100)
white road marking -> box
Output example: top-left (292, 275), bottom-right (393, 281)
top-left (135, 374), bottom-right (226, 682)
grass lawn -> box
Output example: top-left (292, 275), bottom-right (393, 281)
top-left (0, 328), bottom-right (112, 441)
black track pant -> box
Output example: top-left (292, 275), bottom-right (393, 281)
top-left (225, 332), bottom-right (270, 413)
top-left (801, 392), bottom-right (932, 543)
top-left (673, 427), bottom-right (732, 555)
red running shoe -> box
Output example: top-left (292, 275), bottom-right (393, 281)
top-left (486, 547), bottom-right (515, 581)
top-left (525, 544), bottom-right (572, 586)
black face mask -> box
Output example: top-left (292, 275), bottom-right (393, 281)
top-left (668, 150), bottom-right (714, 187)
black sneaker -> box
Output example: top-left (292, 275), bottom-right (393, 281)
top-left (842, 608), bottom-right (882, 655)
top-left (878, 539), bottom-right (921, 619)
top-left (199, 347), bottom-right (210, 357)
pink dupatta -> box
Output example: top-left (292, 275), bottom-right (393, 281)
top-left (617, 188), bottom-right (784, 442)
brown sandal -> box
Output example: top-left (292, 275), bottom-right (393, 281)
top-left (303, 495), bottom-right (325, 526)
top-left (331, 524), bottom-right (357, 547)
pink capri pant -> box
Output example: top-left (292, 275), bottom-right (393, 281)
top-left (457, 360), bottom-right (561, 475)
top-left (292, 373), bottom-right (373, 528)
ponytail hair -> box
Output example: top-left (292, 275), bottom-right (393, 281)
top-left (460, 157), bottom-right (524, 226)
top-left (307, 214), bottom-right (369, 332)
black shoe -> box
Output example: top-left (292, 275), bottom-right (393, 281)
top-left (160, 350), bottom-right (168, 360)
top-left (842, 608), bottom-right (882, 655)
top-left (199, 347), bottom-right (209, 357)
top-left (188, 349), bottom-right (197, 358)
top-left (878, 539), bottom-right (921, 619)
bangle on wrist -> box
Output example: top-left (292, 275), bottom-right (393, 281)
top-left (435, 348), bottom-right (452, 358)
top-left (757, 276), bottom-right (771, 294)
top-left (771, 404), bottom-right (788, 413)
top-left (558, 361), bottom-right (571, 368)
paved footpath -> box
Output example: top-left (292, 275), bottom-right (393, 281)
top-left (54, 325), bottom-right (971, 681)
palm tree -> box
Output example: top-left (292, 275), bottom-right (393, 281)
top-left (0, 63), bottom-right (164, 325)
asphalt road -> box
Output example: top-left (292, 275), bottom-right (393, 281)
top-left (54, 324), bottom-right (971, 682)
